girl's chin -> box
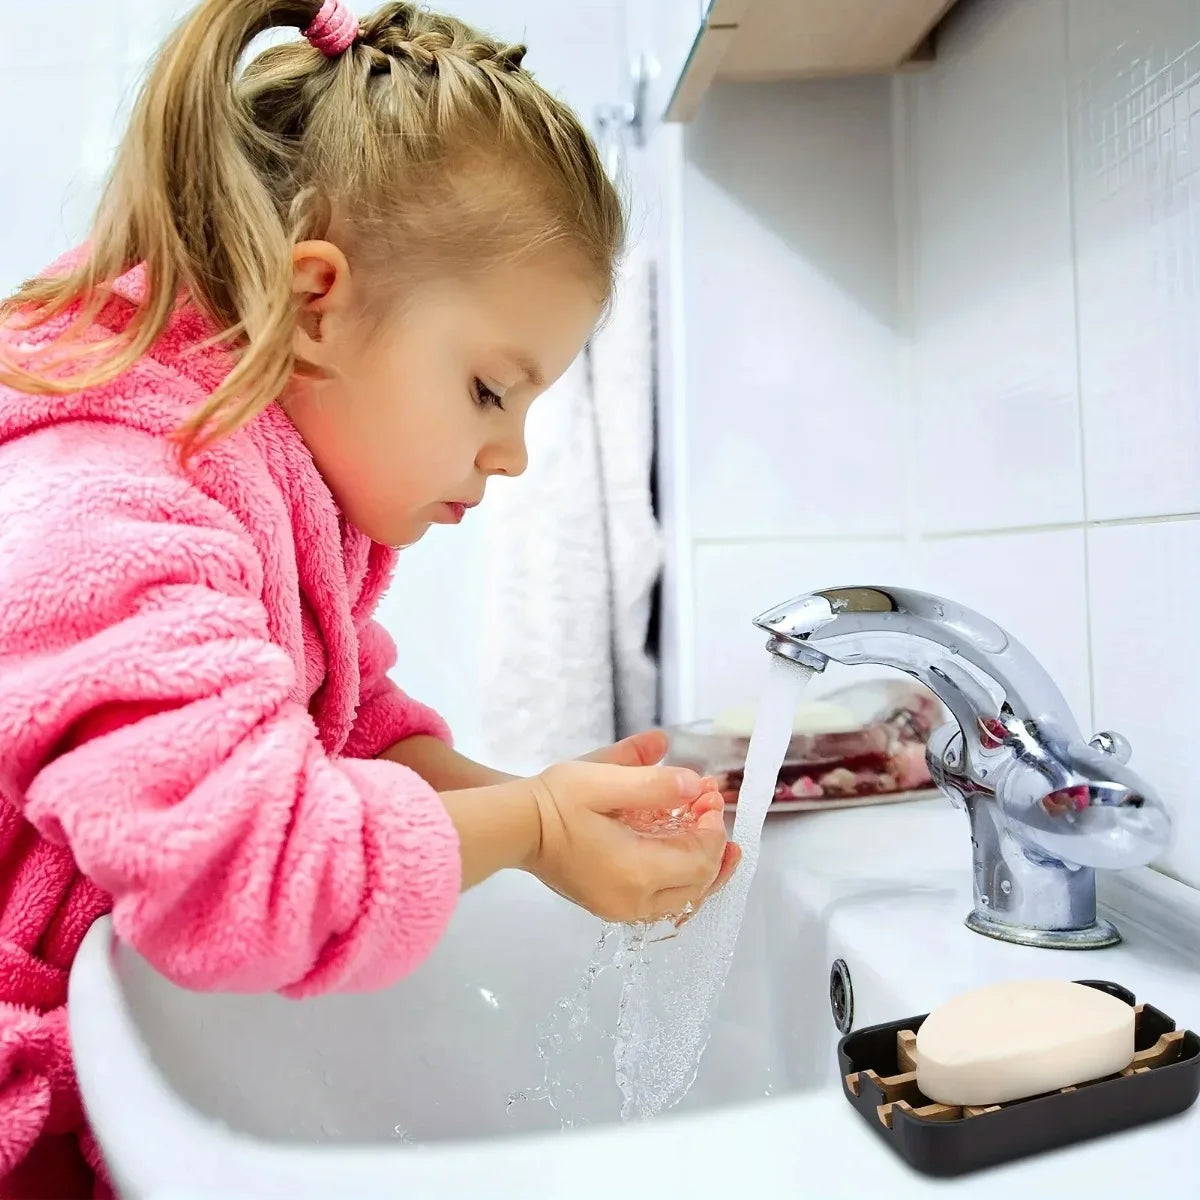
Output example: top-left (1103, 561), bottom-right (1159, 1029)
top-left (388, 521), bottom-right (432, 551)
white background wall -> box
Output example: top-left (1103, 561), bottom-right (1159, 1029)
top-left (665, 0), bottom-right (1200, 888)
top-left (677, 77), bottom-right (908, 715)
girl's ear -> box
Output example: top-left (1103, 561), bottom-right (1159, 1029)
top-left (291, 240), bottom-right (355, 365)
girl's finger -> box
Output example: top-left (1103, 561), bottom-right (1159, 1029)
top-left (648, 883), bottom-right (709, 922)
top-left (603, 765), bottom-right (705, 810)
top-left (709, 842), bottom-right (742, 894)
top-left (651, 822), bottom-right (726, 881)
top-left (581, 729), bottom-right (669, 767)
top-left (675, 842), bottom-right (742, 927)
top-left (690, 787), bottom-right (724, 818)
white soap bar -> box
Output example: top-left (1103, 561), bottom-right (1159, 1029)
top-left (712, 699), bottom-right (858, 738)
top-left (916, 979), bottom-right (1135, 1106)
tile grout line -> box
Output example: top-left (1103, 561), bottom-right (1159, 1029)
top-left (926, 512), bottom-right (1200, 539)
top-left (693, 531), bottom-right (910, 547)
top-left (1060, 0), bottom-right (1100, 733)
top-left (694, 511), bottom-right (1200, 550)
top-left (890, 73), bottom-right (923, 569)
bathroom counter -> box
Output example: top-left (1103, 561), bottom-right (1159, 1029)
top-left (72, 799), bottom-right (1200, 1198)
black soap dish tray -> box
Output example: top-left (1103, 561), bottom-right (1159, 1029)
top-left (837, 980), bottom-right (1200, 1177)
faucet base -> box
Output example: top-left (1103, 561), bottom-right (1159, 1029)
top-left (964, 910), bottom-right (1121, 950)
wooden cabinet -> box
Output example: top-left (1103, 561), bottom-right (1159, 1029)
top-left (661, 0), bottom-right (958, 121)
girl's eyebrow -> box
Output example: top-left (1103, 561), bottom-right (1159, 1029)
top-left (499, 349), bottom-right (545, 388)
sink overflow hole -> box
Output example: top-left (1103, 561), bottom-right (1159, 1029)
top-left (829, 958), bottom-right (854, 1035)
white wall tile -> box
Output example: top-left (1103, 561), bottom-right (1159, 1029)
top-left (681, 80), bottom-right (906, 543)
top-left (666, 0), bottom-right (1200, 897)
top-left (915, 529), bottom-right (1093, 729)
top-left (908, 0), bottom-right (1084, 533)
top-left (690, 539), bottom-right (918, 721)
top-left (1088, 520), bottom-right (1200, 887)
top-left (1068, 0), bottom-right (1200, 519)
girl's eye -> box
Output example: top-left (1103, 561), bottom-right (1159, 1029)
top-left (471, 378), bottom-right (505, 410)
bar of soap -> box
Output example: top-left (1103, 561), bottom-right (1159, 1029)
top-left (915, 979), bottom-right (1135, 1106)
top-left (712, 699), bottom-right (858, 737)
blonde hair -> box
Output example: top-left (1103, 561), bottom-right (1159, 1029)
top-left (0, 0), bottom-right (625, 456)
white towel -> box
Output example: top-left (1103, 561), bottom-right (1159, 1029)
top-left (479, 249), bottom-right (661, 768)
top-left (590, 246), bottom-right (662, 738)
top-left (479, 353), bottom-right (616, 768)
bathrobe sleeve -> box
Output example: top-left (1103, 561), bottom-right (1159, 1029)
top-left (342, 616), bottom-right (453, 759)
top-left (0, 421), bottom-right (461, 997)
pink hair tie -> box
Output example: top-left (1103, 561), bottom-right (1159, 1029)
top-left (305, 0), bottom-right (359, 57)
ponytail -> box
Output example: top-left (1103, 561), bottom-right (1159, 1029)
top-left (0, 0), bottom-right (325, 456)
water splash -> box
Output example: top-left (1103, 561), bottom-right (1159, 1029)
top-left (506, 923), bottom-right (622, 1126)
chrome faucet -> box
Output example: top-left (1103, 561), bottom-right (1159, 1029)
top-left (754, 586), bottom-right (1171, 949)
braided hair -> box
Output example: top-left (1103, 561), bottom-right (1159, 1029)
top-left (1, 1), bottom-right (624, 457)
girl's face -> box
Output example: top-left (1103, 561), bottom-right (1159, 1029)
top-left (282, 243), bottom-right (603, 549)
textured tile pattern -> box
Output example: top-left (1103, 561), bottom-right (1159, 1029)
top-left (1069, 0), bottom-right (1200, 519)
top-left (677, 0), bottom-right (1200, 891)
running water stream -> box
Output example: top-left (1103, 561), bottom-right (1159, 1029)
top-left (509, 654), bottom-right (816, 1124)
top-left (613, 655), bottom-right (817, 1118)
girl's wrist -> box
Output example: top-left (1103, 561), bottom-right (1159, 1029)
top-left (383, 735), bottom-right (515, 789)
top-left (438, 777), bottom-right (542, 889)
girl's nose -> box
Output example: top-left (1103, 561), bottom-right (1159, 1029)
top-left (478, 428), bottom-right (528, 478)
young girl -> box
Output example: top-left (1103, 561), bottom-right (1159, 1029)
top-left (0, 1), bottom-right (741, 1193)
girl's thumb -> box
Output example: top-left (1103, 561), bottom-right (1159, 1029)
top-left (603, 765), bottom-right (706, 810)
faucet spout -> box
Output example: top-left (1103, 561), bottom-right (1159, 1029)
top-left (753, 586), bottom-right (1172, 949)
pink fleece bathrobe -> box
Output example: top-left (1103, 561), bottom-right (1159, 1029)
top-left (0, 255), bottom-right (462, 1196)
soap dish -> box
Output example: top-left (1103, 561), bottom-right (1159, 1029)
top-left (838, 980), bottom-right (1200, 1177)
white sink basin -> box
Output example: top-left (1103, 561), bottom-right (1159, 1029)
top-left (88, 851), bottom-right (836, 1145)
top-left (70, 800), bottom-right (1200, 1199)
